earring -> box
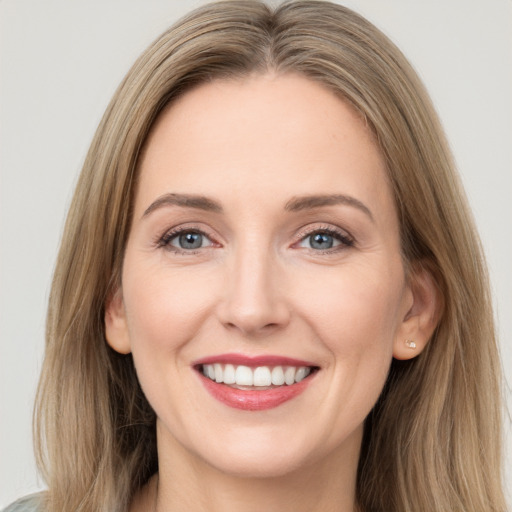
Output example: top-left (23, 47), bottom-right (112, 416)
top-left (405, 339), bottom-right (417, 349)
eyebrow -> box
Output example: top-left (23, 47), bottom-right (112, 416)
top-left (142, 193), bottom-right (223, 218)
top-left (142, 192), bottom-right (373, 221)
top-left (284, 194), bottom-right (374, 221)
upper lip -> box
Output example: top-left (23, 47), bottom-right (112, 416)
top-left (192, 353), bottom-right (318, 368)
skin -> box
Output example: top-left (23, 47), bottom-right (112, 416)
top-left (105, 73), bottom-right (438, 512)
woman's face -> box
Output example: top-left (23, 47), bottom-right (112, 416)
top-left (106, 73), bottom-right (416, 478)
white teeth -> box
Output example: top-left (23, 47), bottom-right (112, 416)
top-left (253, 367), bottom-right (272, 387)
top-left (223, 364), bottom-right (236, 384)
top-left (235, 365), bottom-right (253, 386)
top-left (295, 366), bottom-right (309, 383)
top-left (214, 363), bottom-right (223, 383)
top-left (271, 366), bottom-right (285, 386)
top-left (284, 366), bottom-right (296, 385)
top-left (201, 364), bottom-right (313, 387)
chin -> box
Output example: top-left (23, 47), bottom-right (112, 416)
top-left (187, 421), bottom-right (348, 480)
top-left (201, 446), bottom-right (310, 479)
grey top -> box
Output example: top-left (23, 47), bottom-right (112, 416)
top-left (2, 495), bottom-right (43, 512)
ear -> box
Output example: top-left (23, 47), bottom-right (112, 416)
top-left (104, 287), bottom-right (132, 354)
top-left (393, 263), bottom-right (442, 360)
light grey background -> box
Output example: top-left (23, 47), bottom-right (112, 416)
top-left (1, 0), bottom-right (511, 507)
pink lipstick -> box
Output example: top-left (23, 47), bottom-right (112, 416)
top-left (193, 353), bottom-right (318, 411)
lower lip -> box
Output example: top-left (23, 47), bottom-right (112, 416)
top-left (199, 373), bottom-right (314, 411)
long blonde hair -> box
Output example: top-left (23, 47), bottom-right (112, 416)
top-left (34, 1), bottom-right (506, 510)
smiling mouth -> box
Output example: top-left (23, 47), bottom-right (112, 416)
top-left (193, 355), bottom-right (319, 410)
top-left (198, 363), bottom-right (317, 389)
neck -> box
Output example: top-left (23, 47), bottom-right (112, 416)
top-left (143, 421), bottom-right (361, 512)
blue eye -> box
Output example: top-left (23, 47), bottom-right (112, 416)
top-left (159, 229), bottom-right (214, 251)
top-left (309, 232), bottom-right (335, 250)
top-left (297, 228), bottom-right (353, 251)
top-left (173, 232), bottom-right (205, 250)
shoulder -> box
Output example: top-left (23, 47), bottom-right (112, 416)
top-left (2, 494), bottom-right (45, 512)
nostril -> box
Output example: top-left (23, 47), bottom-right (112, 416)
top-left (222, 321), bottom-right (284, 337)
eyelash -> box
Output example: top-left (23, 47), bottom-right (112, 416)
top-left (294, 225), bottom-right (355, 254)
top-left (156, 225), bottom-right (217, 255)
top-left (155, 224), bottom-right (355, 255)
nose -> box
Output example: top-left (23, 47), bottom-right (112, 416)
top-left (216, 243), bottom-right (291, 337)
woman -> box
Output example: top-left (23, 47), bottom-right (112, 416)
top-left (4, 1), bottom-right (507, 511)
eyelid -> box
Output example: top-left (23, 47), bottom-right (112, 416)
top-left (293, 224), bottom-right (355, 251)
top-left (154, 222), bottom-right (354, 255)
top-left (155, 223), bottom-right (221, 253)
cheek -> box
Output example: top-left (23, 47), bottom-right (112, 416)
top-left (265, 259), bottom-right (406, 456)
top-left (299, 263), bottom-right (403, 339)
top-left (121, 257), bottom-right (220, 372)
top-left (120, 260), bottom-right (219, 426)
top-left (291, 258), bottom-right (405, 393)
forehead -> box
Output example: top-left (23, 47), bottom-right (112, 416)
top-left (136, 73), bottom-right (393, 219)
